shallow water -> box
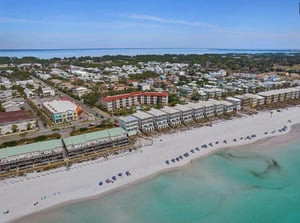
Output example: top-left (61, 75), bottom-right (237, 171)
top-left (17, 129), bottom-right (300, 223)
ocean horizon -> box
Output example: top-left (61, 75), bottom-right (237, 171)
top-left (1, 48), bottom-right (300, 59)
top-left (15, 124), bottom-right (300, 223)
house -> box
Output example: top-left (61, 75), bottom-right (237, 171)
top-left (139, 83), bottom-right (151, 91)
top-left (73, 87), bottom-right (88, 98)
top-left (42, 87), bottom-right (55, 97)
top-left (24, 88), bottom-right (35, 98)
top-left (118, 116), bottom-right (139, 136)
top-left (132, 111), bottom-right (154, 132)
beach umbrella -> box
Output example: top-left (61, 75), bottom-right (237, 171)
top-left (179, 155), bottom-right (183, 159)
top-left (190, 149), bottom-right (194, 153)
top-left (215, 141), bottom-right (219, 144)
top-left (99, 181), bottom-right (103, 186)
top-left (165, 160), bottom-right (170, 164)
top-left (233, 139), bottom-right (237, 142)
top-left (195, 147), bottom-right (199, 151)
top-left (118, 173), bottom-right (123, 177)
top-left (112, 176), bottom-right (117, 181)
top-left (171, 158), bottom-right (176, 162)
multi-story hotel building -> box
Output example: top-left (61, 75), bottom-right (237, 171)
top-left (101, 92), bottom-right (168, 111)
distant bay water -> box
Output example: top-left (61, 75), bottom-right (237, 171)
top-left (0, 48), bottom-right (300, 59)
top-left (17, 125), bottom-right (300, 223)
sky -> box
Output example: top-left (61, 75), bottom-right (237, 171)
top-left (0, 0), bottom-right (300, 49)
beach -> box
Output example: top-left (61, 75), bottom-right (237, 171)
top-left (1, 106), bottom-right (300, 223)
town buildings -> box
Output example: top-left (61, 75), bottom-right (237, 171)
top-left (160, 106), bottom-right (181, 127)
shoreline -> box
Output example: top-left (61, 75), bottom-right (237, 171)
top-left (1, 106), bottom-right (300, 223)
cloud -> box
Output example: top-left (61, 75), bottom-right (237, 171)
top-left (124, 14), bottom-right (216, 29)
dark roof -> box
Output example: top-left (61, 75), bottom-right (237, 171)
top-left (0, 110), bottom-right (34, 124)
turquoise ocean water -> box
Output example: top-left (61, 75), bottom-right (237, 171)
top-left (17, 126), bottom-right (300, 223)
top-left (1, 48), bottom-right (299, 59)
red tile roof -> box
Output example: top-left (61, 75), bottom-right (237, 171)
top-left (0, 110), bottom-right (34, 124)
top-left (102, 91), bottom-right (168, 102)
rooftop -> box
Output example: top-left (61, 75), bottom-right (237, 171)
top-left (146, 108), bottom-right (167, 117)
top-left (161, 106), bottom-right (181, 114)
top-left (0, 110), bottom-right (34, 124)
top-left (63, 127), bottom-right (126, 146)
top-left (43, 99), bottom-right (78, 113)
top-left (118, 115), bottom-right (138, 123)
top-left (0, 139), bottom-right (63, 159)
top-left (173, 104), bottom-right (193, 112)
top-left (186, 102), bottom-right (205, 109)
top-left (132, 111), bottom-right (154, 120)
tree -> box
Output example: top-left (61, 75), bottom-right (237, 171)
top-left (27, 122), bottom-right (32, 130)
top-left (191, 89), bottom-right (200, 101)
top-left (11, 124), bottom-right (18, 133)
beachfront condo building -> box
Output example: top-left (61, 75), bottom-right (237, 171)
top-left (63, 127), bottom-right (129, 157)
top-left (197, 100), bottom-right (215, 117)
top-left (42, 99), bottom-right (81, 123)
top-left (161, 106), bottom-right (181, 127)
top-left (186, 102), bottom-right (205, 121)
top-left (209, 99), bottom-right (225, 115)
top-left (132, 111), bottom-right (155, 133)
top-left (146, 108), bottom-right (168, 130)
top-left (118, 116), bottom-right (139, 136)
top-left (0, 139), bottom-right (64, 173)
top-left (226, 97), bottom-right (241, 111)
top-left (220, 100), bottom-right (234, 113)
top-left (100, 92), bottom-right (168, 112)
top-left (173, 104), bottom-right (194, 124)
top-left (0, 128), bottom-right (129, 172)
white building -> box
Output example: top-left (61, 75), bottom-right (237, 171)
top-left (42, 87), bottom-right (55, 97)
top-left (209, 99), bottom-right (224, 115)
top-left (73, 87), bottom-right (88, 98)
top-left (226, 97), bottom-right (241, 111)
top-left (186, 102), bottom-right (205, 120)
top-left (146, 108), bottom-right (168, 129)
top-left (118, 116), bottom-right (139, 136)
top-left (139, 83), bottom-right (151, 91)
top-left (132, 111), bottom-right (154, 132)
top-left (220, 100), bottom-right (234, 113)
top-left (197, 100), bottom-right (215, 117)
top-left (160, 106), bottom-right (181, 127)
top-left (173, 104), bottom-right (194, 124)
top-left (24, 88), bottom-right (35, 98)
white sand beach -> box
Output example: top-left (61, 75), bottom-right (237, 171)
top-left (1, 106), bottom-right (300, 223)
